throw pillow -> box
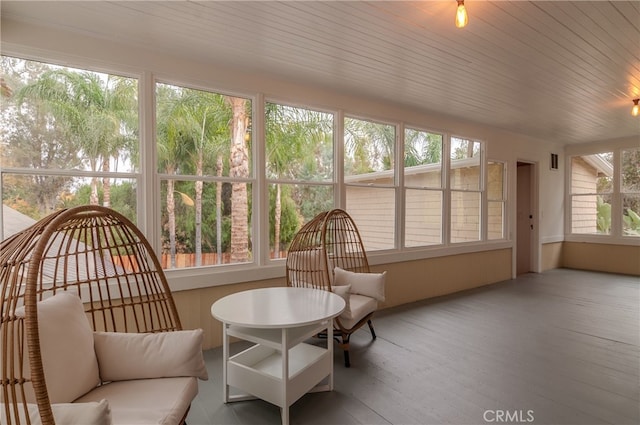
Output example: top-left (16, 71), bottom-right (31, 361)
top-left (331, 283), bottom-right (352, 318)
top-left (334, 267), bottom-right (386, 302)
top-left (93, 329), bottom-right (209, 382)
top-left (15, 292), bottom-right (100, 403)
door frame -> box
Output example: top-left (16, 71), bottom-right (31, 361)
top-left (513, 160), bottom-right (540, 278)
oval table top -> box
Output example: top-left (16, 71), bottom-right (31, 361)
top-left (211, 286), bottom-right (345, 329)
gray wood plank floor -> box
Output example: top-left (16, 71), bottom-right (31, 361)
top-left (187, 269), bottom-right (640, 425)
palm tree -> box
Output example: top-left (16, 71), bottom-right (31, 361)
top-left (160, 89), bottom-right (229, 266)
top-left (344, 117), bottom-right (395, 174)
top-left (226, 96), bottom-right (250, 263)
top-left (156, 84), bottom-right (195, 268)
top-left (265, 103), bottom-right (332, 257)
top-left (16, 69), bottom-right (137, 207)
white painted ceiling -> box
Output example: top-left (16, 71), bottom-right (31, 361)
top-left (2, 1), bottom-right (639, 145)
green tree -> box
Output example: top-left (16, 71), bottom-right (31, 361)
top-left (16, 68), bottom-right (137, 208)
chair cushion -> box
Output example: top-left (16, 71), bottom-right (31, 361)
top-left (334, 267), bottom-right (386, 302)
top-left (331, 284), bottom-right (351, 318)
top-left (94, 329), bottom-right (208, 382)
top-left (74, 377), bottom-right (198, 425)
top-left (338, 294), bottom-right (377, 329)
top-left (15, 292), bottom-right (100, 403)
top-left (1, 400), bottom-right (112, 425)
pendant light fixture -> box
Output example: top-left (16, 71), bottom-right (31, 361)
top-left (456, 0), bottom-right (468, 28)
top-left (632, 99), bottom-right (639, 117)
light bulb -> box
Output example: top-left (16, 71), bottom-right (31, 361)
top-left (632, 99), bottom-right (639, 117)
top-left (456, 1), bottom-right (468, 28)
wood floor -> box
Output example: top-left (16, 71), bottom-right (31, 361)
top-left (187, 269), bottom-right (640, 425)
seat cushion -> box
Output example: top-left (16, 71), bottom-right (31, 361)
top-left (94, 329), bottom-right (208, 382)
top-left (338, 294), bottom-right (377, 329)
top-left (0, 400), bottom-right (112, 425)
top-left (74, 377), bottom-right (198, 425)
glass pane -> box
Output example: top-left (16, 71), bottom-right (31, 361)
top-left (2, 175), bottom-right (137, 239)
top-left (488, 201), bottom-right (505, 240)
top-left (404, 128), bottom-right (442, 189)
top-left (405, 188), bottom-right (442, 247)
top-left (487, 161), bottom-right (505, 201)
top-left (345, 186), bottom-right (395, 251)
top-left (265, 103), bottom-right (333, 181)
top-left (622, 148), bottom-right (640, 192)
top-left (450, 191), bottom-right (480, 242)
top-left (160, 180), bottom-right (252, 268)
top-left (571, 194), bottom-right (611, 235)
top-left (450, 137), bottom-right (481, 190)
top-left (571, 153), bottom-right (613, 195)
top-left (344, 117), bottom-right (395, 183)
top-left (268, 183), bottom-right (334, 259)
top-left (1, 56), bottom-right (138, 174)
top-left (156, 83), bottom-right (252, 178)
top-left (623, 194), bottom-right (640, 237)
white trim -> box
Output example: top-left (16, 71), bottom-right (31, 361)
top-left (541, 235), bottom-right (565, 244)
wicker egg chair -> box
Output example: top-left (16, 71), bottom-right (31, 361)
top-left (0, 205), bottom-right (186, 425)
top-left (285, 208), bottom-right (378, 367)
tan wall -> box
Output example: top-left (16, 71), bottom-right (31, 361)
top-left (541, 242), bottom-right (563, 271)
top-left (176, 248), bottom-right (512, 350)
top-left (563, 242), bottom-right (640, 276)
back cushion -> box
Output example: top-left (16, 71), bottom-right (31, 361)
top-left (16, 292), bottom-right (100, 403)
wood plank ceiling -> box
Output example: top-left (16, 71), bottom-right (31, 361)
top-left (2, 1), bottom-right (639, 146)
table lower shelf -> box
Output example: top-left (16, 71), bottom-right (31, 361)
top-left (228, 342), bottom-right (331, 407)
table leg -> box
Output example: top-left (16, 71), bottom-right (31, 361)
top-left (327, 319), bottom-right (334, 391)
top-left (281, 327), bottom-right (289, 425)
top-left (222, 323), bottom-right (229, 403)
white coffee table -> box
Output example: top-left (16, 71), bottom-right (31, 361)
top-left (211, 287), bottom-right (345, 425)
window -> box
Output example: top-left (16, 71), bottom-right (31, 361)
top-left (570, 153), bottom-right (613, 235)
top-left (265, 102), bottom-right (334, 258)
top-left (404, 127), bottom-right (443, 247)
top-left (569, 148), bottom-right (639, 238)
top-left (621, 147), bottom-right (640, 237)
top-left (0, 56), bottom-right (139, 239)
top-left (487, 161), bottom-right (506, 240)
top-left (1, 53), bottom-right (508, 281)
top-left (450, 137), bottom-right (482, 243)
top-left (156, 83), bottom-right (253, 268)
top-left (344, 117), bottom-right (396, 251)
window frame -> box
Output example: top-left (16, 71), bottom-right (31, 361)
top-left (566, 144), bottom-right (640, 245)
top-left (1, 52), bottom-right (514, 291)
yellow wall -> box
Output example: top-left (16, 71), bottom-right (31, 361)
top-left (563, 242), bottom-right (640, 276)
top-left (542, 242), bottom-right (564, 271)
top-left (175, 248), bottom-right (512, 350)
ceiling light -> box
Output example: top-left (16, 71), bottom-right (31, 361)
top-left (456, 0), bottom-right (468, 28)
top-left (632, 99), bottom-right (639, 117)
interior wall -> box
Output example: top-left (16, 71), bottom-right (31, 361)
top-left (541, 242), bottom-right (564, 271)
top-left (563, 242), bottom-right (640, 276)
top-left (174, 248), bottom-right (513, 350)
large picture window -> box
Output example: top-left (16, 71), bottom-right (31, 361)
top-left (450, 137), bottom-right (482, 243)
top-left (404, 128), bottom-right (443, 247)
top-left (1, 53), bottom-right (509, 279)
top-left (570, 153), bottom-right (613, 235)
top-left (344, 117), bottom-right (396, 251)
top-left (0, 56), bottom-right (139, 239)
top-left (569, 148), bottom-right (639, 238)
top-left (265, 102), bottom-right (334, 258)
top-left (156, 83), bottom-right (253, 268)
